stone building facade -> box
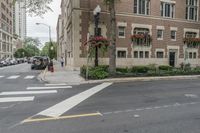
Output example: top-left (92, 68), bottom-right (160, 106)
top-left (58, 0), bottom-right (200, 69)
top-left (0, 0), bottom-right (13, 59)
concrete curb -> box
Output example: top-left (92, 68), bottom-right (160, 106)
top-left (37, 69), bottom-right (200, 85)
top-left (80, 75), bottom-right (200, 85)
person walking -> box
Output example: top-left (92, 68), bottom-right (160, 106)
top-left (60, 57), bottom-right (64, 67)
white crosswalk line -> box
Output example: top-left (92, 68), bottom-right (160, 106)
top-left (45, 83), bottom-right (68, 86)
top-left (27, 86), bottom-right (72, 90)
top-left (0, 97), bottom-right (35, 103)
top-left (0, 90), bottom-right (57, 96)
top-left (0, 76), bottom-right (4, 78)
top-left (24, 76), bottom-right (35, 79)
top-left (38, 82), bottom-right (113, 118)
top-left (7, 75), bottom-right (20, 79)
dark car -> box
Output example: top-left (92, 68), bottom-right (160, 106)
top-left (31, 56), bottom-right (49, 70)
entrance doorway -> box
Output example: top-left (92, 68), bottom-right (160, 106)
top-left (169, 52), bottom-right (176, 67)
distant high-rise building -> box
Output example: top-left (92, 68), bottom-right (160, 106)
top-left (13, 0), bottom-right (26, 41)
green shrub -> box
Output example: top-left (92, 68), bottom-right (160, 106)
top-left (80, 65), bottom-right (109, 79)
top-left (116, 67), bottom-right (129, 73)
top-left (89, 66), bottom-right (109, 79)
top-left (158, 65), bottom-right (173, 71)
top-left (131, 66), bottom-right (149, 73)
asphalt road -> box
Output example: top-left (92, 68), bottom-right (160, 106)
top-left (1, 64), bottom-right (200, 133)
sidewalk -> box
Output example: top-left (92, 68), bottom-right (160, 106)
top-left (38, 61), bottom-right (85, 85)
top-left (38, 62), bottom-right (200, 85)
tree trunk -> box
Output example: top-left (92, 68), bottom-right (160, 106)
top-left (108, 1), bottom-right (116, 75)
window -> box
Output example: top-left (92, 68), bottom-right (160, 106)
top-left (157, 29), bottom-right (163, 39)
top-left (117, 51), bottom-right (127, 58)
top-left (145, 51), bottom-right (149, 58)
top-left (118, 26), bottom-right (125, 37)
top-left (134, 51), bottom-right (138, 58)
top-left (171, 30), bottom-right (176, 40)
top-left (161, 2), bottom-right (175, 18)
top-left (134, 0), bottom-right (150, 15)
top-left (193, 52), bottom-right (197, 58)
top-left (134, 28), bottom-right (149, 35)
top-left (139, 51), bottom-right (144, 58)
top-left (189, 52), bottom-right (193, 58)
top-left (157, 51), bottom-right (164, 58)
top-left (185, 32), bottom-right (197, 38)
top-left (186, 0), bottom-right (198, 21)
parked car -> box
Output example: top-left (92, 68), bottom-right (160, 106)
top-left (0, 60), bottom-right (8, 66)
top-left (31, 56), bottom-right (49, 70)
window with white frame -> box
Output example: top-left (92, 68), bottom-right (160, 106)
top-left (156, 51), bottom-right (164, 58)
top-left (189, 52), bottom-right (197, 59)
top-left (117, 51), bottom-right (127, 58)
top-left (118, 26), bottom-right (125, 37)
top-left (134, 51), bottom-right (138, 58)
top-left (171, 30), bottom-right (176, 40)
top-left (185, 32), bottom-right (197, 38)
top-left (186, 0), bottom-right (198, 21)
top-left (134, 0), bottom-right (150, 15)
top-left (160, 2), bottom-right (175, 18)
top-left (157, 29), bottom-right (163, 39)
top-left (139, 51), bottom-right (144, 58)
top-left (145, 51), bottom-right (149, 58)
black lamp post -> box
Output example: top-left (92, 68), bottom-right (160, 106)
top-left (93, 5), bottom-right (101, 67)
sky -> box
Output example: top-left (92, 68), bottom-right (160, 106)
top-left (27, 0), bottom-right (61, 49)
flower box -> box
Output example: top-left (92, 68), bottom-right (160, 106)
top-left (131, 34), bottom-right (152, 46)
top-left (183, 38), bottom-right (200, 48)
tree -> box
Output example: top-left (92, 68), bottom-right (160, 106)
top-left (14, 48), bottom-right (29, 58)
top-left (24, 37), bottom-right (41, 56)
top-left (41, 42), bottom-right (57, 59)
top-left (13, 0), bottom-right (53, 16)
top-left (104, 0), bottom-right (117, 75)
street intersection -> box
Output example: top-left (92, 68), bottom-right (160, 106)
top-left (1, 63), bottom-right (200, 133)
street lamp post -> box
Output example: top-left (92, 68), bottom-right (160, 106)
top-left (93, 5), bottom-right (101, 67)
top-left (36, 23), bottom-right (53, 59)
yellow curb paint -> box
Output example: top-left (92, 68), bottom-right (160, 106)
top-left (22, 112), bottom-right (102, 123)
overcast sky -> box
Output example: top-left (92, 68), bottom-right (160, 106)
top-left (27, 0), bottom-right (61, 48)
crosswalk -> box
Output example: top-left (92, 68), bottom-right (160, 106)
top-left (0, 84), bottom-right (72, 103)
top-left (0, 75), bottom-right (35, 80)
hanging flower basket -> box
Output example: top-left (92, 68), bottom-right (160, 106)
top-left (88, 36), bottom-right (110, 48)
top-left (183, 38), bottom-right (200, 48)
top-left (131, 34), bottom-right (152, 46)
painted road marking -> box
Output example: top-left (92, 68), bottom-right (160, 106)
top-left (24, 76), bottom-right (35, 79)
top-left (102, 102), bottom-right (200, 115)
top-left (27, 86), bottom-right (72, 90)
top-left (185, 94), bottom-right (198, 98)
top-left (7, 75), bottom-right (20, 79)
top-left (0, 76), bottom-right (4, 78)
top-left (38, 82), bottom-right (113, 118)
top-left (22, 112), bottom-right (102, 124)
top-left (0, 97), bottom-right (34, 103)
top-left (0, 90), bottom-right (57, 96)
top-left (45, 83), bottom-right (68, 86)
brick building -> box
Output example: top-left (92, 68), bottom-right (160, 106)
top-left (0, 0), bottom-right (13, 59)
top-left (58, 0), bottom-right (200, 69)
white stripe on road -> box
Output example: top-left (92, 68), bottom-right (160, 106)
top-left (38, 82), bottom-right (113, 118)
top-left (27, 86), bottom-right (72, 90)
top-left (24, 76), bottom-right (35, 79)
top-left (0, 76), bottom-right (4, 78)
top-left (7, 75), bottom-right (20, 79)
top-left (0, 97), bottom-right (34, 103)
top-left (45, 83), bottom-right (68, 86)
top-left (0, 90), bottom-right (57, 96)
